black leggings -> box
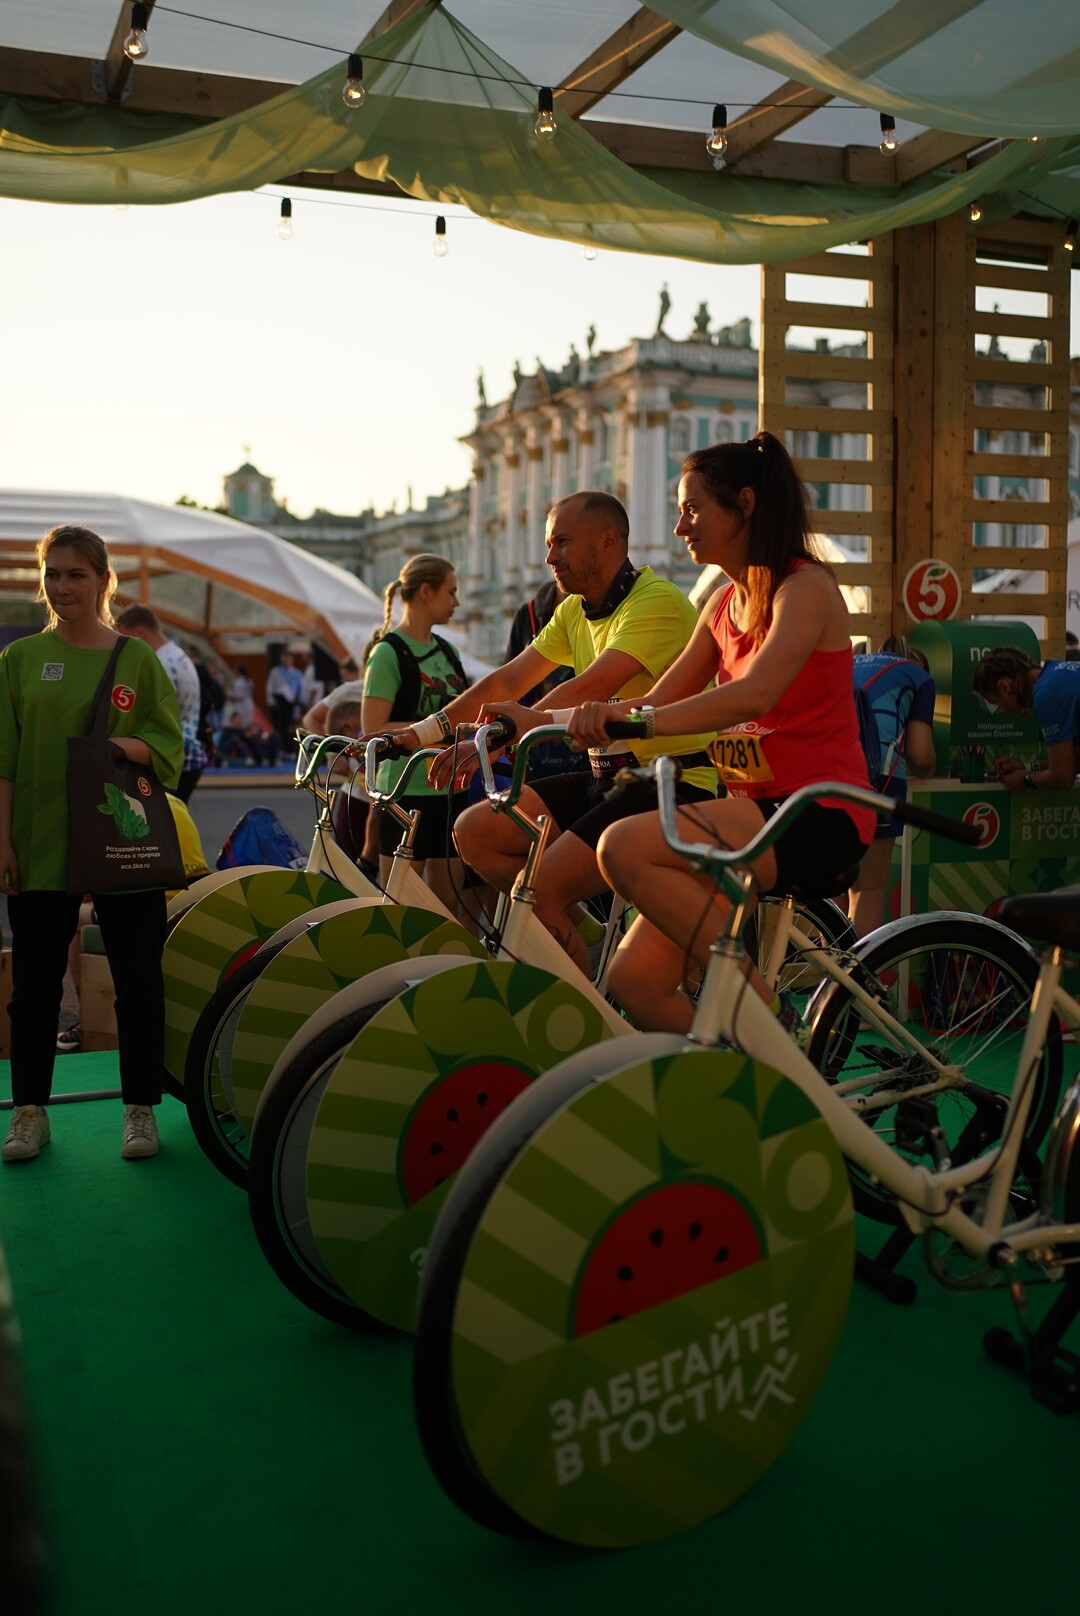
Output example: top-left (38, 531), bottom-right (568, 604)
top-left (6, 888), bottom-right (167, 1108)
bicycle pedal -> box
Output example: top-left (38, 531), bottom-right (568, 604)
top-left (893, 1096), bottom-right (940, 1155)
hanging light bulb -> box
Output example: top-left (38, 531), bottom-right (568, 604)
top-left (1029, 134), bottom-right (1041, 142)
top-left (705, 103), bottom-right (728, 167)
top-left (433, 215), bottom-right (448, 257)
top-left (123, 2), bottom-right (150, 62)
top-left (277, 198), bottom-right (293, 240)
top-left (583, 244), bottom-right (598, 261)
top-left (1065, 218), bottom-right (1078, 252)
top-left (878, 113), bottom-right (898, 154)
top-left (342, 53), bottom-right (365, 108)
top-left (968, 199), bottom-right (983, 223)
top-left (534, 86), bottom-right (556, 141)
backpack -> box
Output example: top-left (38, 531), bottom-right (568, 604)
top-left (215, 806), bottom-right (307, 870)
top-left (854, 659), bottom-right (907, 790)
top-left (382, 632), bottom-right (470, 723)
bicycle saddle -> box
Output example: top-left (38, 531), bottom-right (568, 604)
top-left (997, 887), bottom-right (1080, 951)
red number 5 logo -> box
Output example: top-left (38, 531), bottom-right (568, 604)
top-left (111, 684), bottom-right (136, 712)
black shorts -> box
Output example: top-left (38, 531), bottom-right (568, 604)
top-left (753, 798), bottom-right (869, 899)
top-left (873, 777), bottom-right (907, 841)
top-left (531, 769), bottom-right (715, 852)
top-left (376, 791), bottom-right (469, 860)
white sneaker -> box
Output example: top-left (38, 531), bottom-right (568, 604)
top-left (2, 1106), bottom-right (51, 1163)
top-left (121, 1105), bottom-right (159, 1160)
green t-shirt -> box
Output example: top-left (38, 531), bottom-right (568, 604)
top-left (531, 568), bottom-right (717, 794)
top-left (0, 630), bottom-right (184, 891)
top-left (364, 631), bottom-right (469, 796)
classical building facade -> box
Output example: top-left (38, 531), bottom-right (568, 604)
top-left (221, 306), bottom-right (1080, 663)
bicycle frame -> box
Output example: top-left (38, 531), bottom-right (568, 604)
top-left (651, 759), bottom-right (1080, 1273)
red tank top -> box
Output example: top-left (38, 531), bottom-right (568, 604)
top-left (708, 562), bottom-right (876, 843)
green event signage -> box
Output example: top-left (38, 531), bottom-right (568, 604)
top-left (442, 1048), bottom-right (853, 1546)
top-left (905, 784), bottom-right (1080, 918)
top-left (227, 904), bottom-right (486, 1139)
top-left (305, 961), bottom-right (620, 1334)
top-left (911, 620), bottom-right (1041, 774)
top-left (162, 870), bottom-right (352, 1084)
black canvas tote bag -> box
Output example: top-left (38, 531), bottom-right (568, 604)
top-left (65, 636), bottom-right (186, 896)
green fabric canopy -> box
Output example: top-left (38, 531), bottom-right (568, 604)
top-left (0, 3), bottom-right (1076, 264)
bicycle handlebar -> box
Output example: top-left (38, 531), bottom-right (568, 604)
top-left (362, 737), bottom-right (446, 803)
top-left (653, 760), bottom-right (979, 896)
top-left (294, 732), bottom-right (358, 789)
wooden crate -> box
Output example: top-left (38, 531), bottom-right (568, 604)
top-left (80, 953), bottom-right (118, 1053)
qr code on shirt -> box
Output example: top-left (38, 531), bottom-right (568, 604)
top-left (41, 663), bottom-right (64, 681)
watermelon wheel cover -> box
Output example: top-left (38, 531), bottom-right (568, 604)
top-left (304, 961), bottom-right (618, 1332)
top-left (227, 903), bottom-right (485, 1136)
top-left (440, 1046), bottom-right (853, 1547)
top-left (162, 870), bottom-right (350, 1082)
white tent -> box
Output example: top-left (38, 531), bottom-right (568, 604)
top-left (0, 488), bottom-right (489, 673)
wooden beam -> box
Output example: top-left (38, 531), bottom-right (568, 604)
top-left (102, 0), bottom-right (157, 104)
top-left (895, 128), bottom-right (987, 184)
top-left (557, 7), bottom-right (681, 119)
top-left (724, 80), bottom-right (833, 165)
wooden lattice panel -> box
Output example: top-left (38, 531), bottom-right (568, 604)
top-left (760, 242), bottom-right (895, 646)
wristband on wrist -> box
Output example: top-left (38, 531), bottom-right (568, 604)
top-left (630, 706), bottom-right (656, 739)
top-left (547, 707), bottom-right (575, 726)
top-left (412, 714), bottom-right (446, 747)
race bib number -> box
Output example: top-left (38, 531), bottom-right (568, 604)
top-left (709, 730), bottom-right (774, 784)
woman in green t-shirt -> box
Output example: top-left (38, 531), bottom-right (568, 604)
top-left (0, 526), bottom-right (183, 1166)
top-left (361, 554), bottom-right (471, 921)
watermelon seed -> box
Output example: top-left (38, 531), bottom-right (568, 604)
top-left (649, 1228), bottom-right (664, 1248)
top-left (446, 1107), bottom-right (459, 1123)
top-left (714, 1245), bottom-right (729, 1263)
top-left (430, 1142), bottom-right (444, 1156)
top-left (476, 1092), bottom-right (488, 1106)
top-left (689, 1221), bottom-right (703, 1240)
top-left (617, 1265), bottom-right (634, 1282)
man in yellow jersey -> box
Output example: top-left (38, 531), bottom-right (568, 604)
top-left (384, 491), bottom-right (716, 973)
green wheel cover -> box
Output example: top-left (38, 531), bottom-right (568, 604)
top-left (447, 1047), bottom-right (853, 1547)
top-left (229, 904), bottom-right (486, 1135)
top-left (307, 961), bottom-right (618, 1332)
top-left (162, 870), bottom-right (351, 1083)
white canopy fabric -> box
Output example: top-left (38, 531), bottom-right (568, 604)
top-left (0, 488), bottom-right (483, 675)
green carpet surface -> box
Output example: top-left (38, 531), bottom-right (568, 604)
top-left (2, 1051), bottom-right (1078, 1616)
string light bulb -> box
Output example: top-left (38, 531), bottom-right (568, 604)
top-left (342, 54), bottom-right (365, 108)
top-left (1065, 219), bottom-right (1078, 252)
top-left (705, 104), bottom-right (728, 167)
top-left (433, 215), bottom-right (448, 257)
top-left (123, 2), bottom-right (149, 62)
top-left (534, 86), bottom-right (556, 141)
top-left (277, 197), bottom-right (293, 240)
top-left (878, 113), bottom-right (898, 154)
top-left (583, 244), bottom-right (598, 261)
top-left (968, 199), bottom-right (983, 223)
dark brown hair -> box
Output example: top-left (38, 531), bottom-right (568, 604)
top-left (682, 431), bottom-right (820, 643)
top-left (972, 645), bottom-right (1038, 708)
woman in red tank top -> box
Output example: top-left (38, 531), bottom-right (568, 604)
top-left (567, 431), bottom-right (875, 1034)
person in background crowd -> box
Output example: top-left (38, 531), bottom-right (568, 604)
top-left (567, 434), bottom-right (875, 1033)
top-left (0, 525), bottom-right (182, 1164)
top-left (1065, 630), bottom-right (1079, 663)
top-left (188, 646), bottom-right (226, 767)
top-left (213, 711), bottom-right (281, 769)
top-left (226, 663), bottom-right (255, 727)
top-left (848, 635), bottom-right (937, 936)
top-left (973, 645), bottom-right (1080, 792)
top-left (266, 651), bottom-right (304, 757)
top-left (300, 683), bottom-right (379, 878)
top-left (115, 604), bottom-right (206, 801)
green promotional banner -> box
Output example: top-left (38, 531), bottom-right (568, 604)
top-left (905, 785), bottom-right (1080, 918)
top-left (444, 1048), bottom-right (853, 1545)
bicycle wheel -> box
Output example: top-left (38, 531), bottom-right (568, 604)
top-left (183, 945), bottom-right (288, 1187)
top-left (745, 893), bottom-right (855, 1005)
top-left (804, 913), bottom-right (1064, 1224)
top-left (414, 1041), bottom-right (854, 1547)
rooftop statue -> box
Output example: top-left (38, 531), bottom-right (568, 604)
top-left (655, 282), bottom-right (671, 336)
top-left (476, 368), bottom-right (487, 407)
top-left (690, 301), bottom-right (711, 342)
top-left (585, 323), bottom-right (597, 356)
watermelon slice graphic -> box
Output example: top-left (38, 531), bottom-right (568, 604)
top-left (571, 1178), bottom-right (763, 1336)
top-left (400, 1061), bottom-right (534, 1203)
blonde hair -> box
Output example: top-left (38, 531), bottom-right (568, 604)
top-left (37, 525), bottom-right (117, 628)
top-left (364, 553), bottom-right (455, 661)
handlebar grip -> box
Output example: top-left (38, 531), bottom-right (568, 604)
top-left (891, 799), bottom-right (981, 846)
top-left (484, 716), bottom-right (516, 749)
top-left (373, 734), bottom-right (412, 762)
top-left (604, 718), bottom-right (647, 740)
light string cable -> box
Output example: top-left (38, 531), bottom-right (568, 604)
top-left (153, 5), bottom-right (880, 120)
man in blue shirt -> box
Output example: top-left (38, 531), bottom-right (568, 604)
top-left (972, 646), bottom-right (1080, 792)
